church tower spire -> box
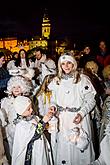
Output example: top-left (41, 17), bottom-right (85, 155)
top-left (42, 8), bottom-right (51, 39)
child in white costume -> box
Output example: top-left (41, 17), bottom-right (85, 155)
top-left (48, 54), bottom-right (96, 165)
top-left (0, 75), bottom-right (33, 156)
top-left (12, 95), bottom-right (54, 165)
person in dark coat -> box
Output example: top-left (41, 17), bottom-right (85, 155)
top-left (0, 52), bottom-right (11, 101)
top-left (78, 45), bottom-right (96, 69)
top-left (96, 40), bottom-right (110, 74)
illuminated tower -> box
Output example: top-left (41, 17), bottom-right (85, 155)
top-left (42, 9), bottom-right (51, 39)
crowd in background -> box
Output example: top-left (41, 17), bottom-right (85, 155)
top-left (0, 40), bottom-right (110, 165)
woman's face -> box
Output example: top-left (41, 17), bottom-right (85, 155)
top-left (61, 61), bottom-right (74, 74)
top-left (99, 41), bottom-right (106, 50)
top-left (12, 85), bottom-right (22, 96)
top-left (22, 104), bottom-right (33, 117)
top-left (83, 46), bottom-right (91, 54)
top-left (20, 50), bottom-right (26, 58)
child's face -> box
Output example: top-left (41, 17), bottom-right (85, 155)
top-left (61, 61), bottom-right (74, 74)
top-left (22, 104), bottom-right (33, 117)
top-left (12, 85), bottom-right (22, 96)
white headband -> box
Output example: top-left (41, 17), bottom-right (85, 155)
top-left (13, 96), bottom-right (31, 115)
top-left (59, 54), bottom-right (77, 70)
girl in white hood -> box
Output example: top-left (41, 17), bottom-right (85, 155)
top-left (48, 53), bottom-right (96, 165)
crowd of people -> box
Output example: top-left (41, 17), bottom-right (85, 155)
top-left (0, 40), bottom-right (110, 165)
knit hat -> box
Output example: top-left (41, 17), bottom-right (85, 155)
top-left (59, 54), bottom-right (77, 70)
top-left (13, 96), bottom-right (31, 115)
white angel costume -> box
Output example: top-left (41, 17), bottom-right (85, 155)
top-left (48, 54), bottom-right (96, 165)
top-left (34, 54), bottom-right (46, 69)
top-left (41, 61), bottom-right (56, 82)
top-left (1, 97), bottom-right (17, 155)
top-left (12, 95), bottom-right (53, 165)
top-left (90, 122), bottom-right (110, 165)
top-left (7, 60), bottom-right (17, 70)
top-left (0, 75), bottom-right (33, 155)
top-left (35, 54), bottom-right (56, 84)
top-left (12, 119), bottom-right (53, 165)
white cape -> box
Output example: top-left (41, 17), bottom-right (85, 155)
top-left (12, 120), bottom-right (53, 165)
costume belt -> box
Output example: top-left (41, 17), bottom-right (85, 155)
top-left (57, 105), bottom-right (81, 112)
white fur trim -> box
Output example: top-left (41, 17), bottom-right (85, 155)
top-left (22, 68), bottom-right (35, 80)
top-left (7, 76), bottom-right (33, 95)
top-left (13, 96), bottom-right (31, 115)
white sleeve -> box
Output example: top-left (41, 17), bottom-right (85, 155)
top-left (46, 59), bottom-right (56, 69)
top-left (78, 75), bottom-right (96, 118)
top-left (0, 109), bottom-right (7, 127)
top-left (29, 60), bottom-right (35, 69)
top-left (0, 98), bottom-right (9, 126)
top-left (7, 60), bottom-right (16, 70)
top-left (1, 98), bottom-right (9, 113)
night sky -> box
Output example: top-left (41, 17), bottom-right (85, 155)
top-left (0, 0), bottom-right (110, 45)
